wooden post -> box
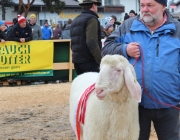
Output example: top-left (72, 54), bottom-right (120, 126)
top-left (69, 41), bottom-right (73, 82)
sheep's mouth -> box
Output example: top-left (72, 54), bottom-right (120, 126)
top-left (97, 96), bottom-right (104, 100)
top-left (95, 89), bottom-right (107, 100)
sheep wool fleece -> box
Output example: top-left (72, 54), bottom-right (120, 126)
top-left (70, 71), bottom-right (139, 140)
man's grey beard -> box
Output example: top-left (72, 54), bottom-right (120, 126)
top-left (140, 14), bottom-right (156, 26)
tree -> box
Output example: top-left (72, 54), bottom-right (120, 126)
top-left (41, 0), bottom-right (65, 15)
top-left (18, 0), bottom-right (35, 17)
top-left (17, 0), bottom-right (65, 18)
top-left (0, 0), bottom-right (14, 20)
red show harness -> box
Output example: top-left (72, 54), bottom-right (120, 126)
top-left (76, 83), bottom-right (95, 140)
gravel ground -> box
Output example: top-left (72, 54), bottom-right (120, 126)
top-left (0, 83), bottom-right (157, 140)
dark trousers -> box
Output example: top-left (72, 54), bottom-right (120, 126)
top-left (74, 62), bottom-right (100, 75)
top-left (138, 105), bottom-right (180, 140)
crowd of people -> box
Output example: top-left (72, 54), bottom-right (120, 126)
top-left (0, 14), bottom-right (72, 43)
top-left (100, 10), bottom-right (138, 40)
top-left (0, 9), bottom-right (136, 44)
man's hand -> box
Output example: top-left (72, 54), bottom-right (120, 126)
top-left (1, 39), bottom-right (5, 43)
top-left (20, 38), bottom-right (25, 43)
top-left (1, 26), bottom-right (6, 32)
top-left (126, 42), bottom-right (140, 59)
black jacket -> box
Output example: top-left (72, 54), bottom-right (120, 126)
top-left (12, 23), bottom-right (32, 42)
top-left (7, 25), bottom-right (14, 41)
top-left (0, 30), bottom-right (8, 41)
top-left (70, 9), bottom-right (102, 64)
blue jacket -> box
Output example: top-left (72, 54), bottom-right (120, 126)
top-left (41, 25), bottom-right (52, 40)
top-left (102, 10), bottom-right (180, 109)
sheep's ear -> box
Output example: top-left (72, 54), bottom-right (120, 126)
top-left (124, 67), bottom-right (142, 103)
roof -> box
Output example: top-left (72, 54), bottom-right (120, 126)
top-left (13, 0), bottom-right (79, 6)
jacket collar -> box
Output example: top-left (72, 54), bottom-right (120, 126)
top-left (82, 9), bottom-right (99, 18)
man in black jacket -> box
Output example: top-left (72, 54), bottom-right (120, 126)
top-left (70, 0), bottom-right (102, 75)
top-left (12, 15), bottom-right (32, 42)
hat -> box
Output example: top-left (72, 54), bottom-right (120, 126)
top-left (78, 0), bottom-right (101, 6)
top-left (105, 17), bottom-right (113, 25)
top-left (30, 14), bottom-right (36, 18)
top-left (124, 13), bottom-right (130, 21)
top-left (0, 21), bottom-right (4, 26)
top-left (13, 18), bottom-right (18, 25)
top-left (105, 23), bottom-right (113, 30)
top-left (44, 20), bottom-right (48, 24)
top-left (129, 10), bottom-right (136, 15)
top-left (17, 15), bottom-right (26, 24)
top-left (155, 0), bottom-right (167, 6)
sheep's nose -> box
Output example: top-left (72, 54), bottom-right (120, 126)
top-left (95, 88), bottom-right (103, 95)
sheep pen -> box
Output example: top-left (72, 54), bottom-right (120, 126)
top-left (0, 83), bottom-right (157, 140)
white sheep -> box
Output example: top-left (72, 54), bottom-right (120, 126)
top-left (69, 55), bottom-right (142, 140)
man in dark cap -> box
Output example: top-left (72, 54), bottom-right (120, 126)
top-left (102, 0), bottom-right (180, 139)
top-left (70, 0), bottom-right (102, 75)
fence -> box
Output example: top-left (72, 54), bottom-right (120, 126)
top-left (0, 39), bottom-right (77, 86)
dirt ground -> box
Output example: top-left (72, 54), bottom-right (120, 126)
top-left (0, 83), bottom-right (157, 140)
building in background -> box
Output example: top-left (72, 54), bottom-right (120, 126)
top-left (0, 0), bottom-right (140, 27)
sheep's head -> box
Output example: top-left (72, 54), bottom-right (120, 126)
top-left (95, 55), bottom-right (141, 102)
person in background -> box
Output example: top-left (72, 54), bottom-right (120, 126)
top-left (61, 19), bottom-right (72, 39)
top-left (102, 22), bottom-right (114, 38)
top-left (102, 0), bottom-right (180, 139)
top-left (111, 15), bottom-right (121, 29)
top-left (105, 16), bottom-right (114, 25)
top-left (0, 21), bottom-right (8, 43)
top-left (62, 24), bottom-right (67, 30)
top-left (12, 15), bottom-right (32, 42)
top-left (70, 0), bottom-right (102, 75)
top-left (100, 25), bottom-right (106, 39)
top-left (129, 9), bottom-right (137, 17)
top-left (41, 21), bottom-right (52, 40)
top-left (124, 13), bottom-right (130, 21)
top-left (53, 24), bottom-right (61, 39)
top-left (178, 12), bottom-right (180, 22)
top-left (7, 18), bottom-right (18, 41)
top-left (29, 14), bottom-right (42, 40)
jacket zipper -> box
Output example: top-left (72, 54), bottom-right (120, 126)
top-left (156, 38), bottom-right (160, 57)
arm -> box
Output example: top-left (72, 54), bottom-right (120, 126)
top-left (1, 31), bottom-right (8, 41)
top-left (86, 18), bottom-right (101, 64)
top-left (7, 27), bottom-right (13, 41)
top-left (101, 25), bottom-right (127, 57)
top-left (101, 21), bottom-right (140, 59)
top-left (49, 28), bottom-right (52, 38)
top-left (41, 28), bottom-right (44, 39)
top-left (25, 27), bottom-right (33, 42)
top-left (12, 28), bottom-right (21, 42)
top-left (38, 26), bottom-right (42, 40)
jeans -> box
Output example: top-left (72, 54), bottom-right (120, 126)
top-left (138, 105), bottom-right (180, 140)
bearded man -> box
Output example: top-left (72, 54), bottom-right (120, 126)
top-left (102, 0), bottom-right (180, 140)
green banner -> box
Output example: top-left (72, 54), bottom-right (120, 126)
top-left (0, 70), bottom-right (53, 78)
